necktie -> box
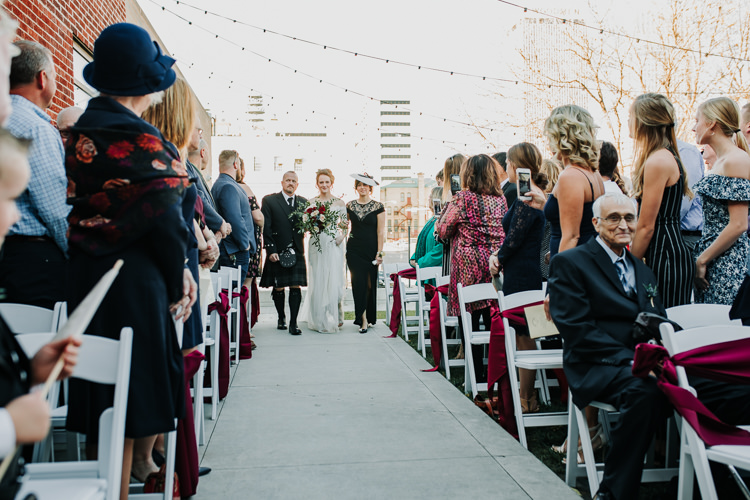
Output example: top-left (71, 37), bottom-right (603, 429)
top-left (287, 197), bottom-right (293, 207)
top-left (615, 258), bottom-right (631, 294)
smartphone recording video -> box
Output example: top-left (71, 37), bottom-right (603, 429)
top-left (450, 174), bottom-right (461, 195)
top-left (517, 168), bottom-right (531, 200)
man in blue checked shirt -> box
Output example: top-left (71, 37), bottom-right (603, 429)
top-left (0, 40), bottom-right (69, 309)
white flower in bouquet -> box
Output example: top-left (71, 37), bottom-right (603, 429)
top-left (319, 215), bottom-right (325, 222)
top-left (302, 213), bottom-right (309, 222)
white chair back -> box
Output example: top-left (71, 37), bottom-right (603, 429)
top-left (384, 262), bottom-right (412, 325)
top-left (666, 304), bottom-right (739, 330)
top-left (0, 302), bottom-right (63, 333)
top-left (456, 283), bottom-right (497, 397)
top-left (659, 323), bottom-right (750, 500)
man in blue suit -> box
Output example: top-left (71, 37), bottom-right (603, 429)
top-left (211, 149), bottom-right (255, 281)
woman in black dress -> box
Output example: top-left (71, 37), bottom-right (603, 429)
top-left (489, 143), bottom-right (547, 413)
top-left (65, 24), bottom-right (194, 499)
top-left (629, 93), bottom-right (694, 308)
top-left (347, 174), bottom-right (385, 333)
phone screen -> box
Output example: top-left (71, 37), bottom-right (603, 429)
top-left (450, 174), bottom-right (461, 195)
top-left (432, 199), bottom-right (442, 216)
top-left (517, 169), bottom-right (531, 196)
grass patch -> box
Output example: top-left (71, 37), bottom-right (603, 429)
top-left (343, 311), bottom-right (386, 321)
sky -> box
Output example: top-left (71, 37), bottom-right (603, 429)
top-left (134, 0), bottom-right (710, 199)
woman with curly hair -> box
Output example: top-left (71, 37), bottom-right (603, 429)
top-left (542, 105), bottom-right (605, 259)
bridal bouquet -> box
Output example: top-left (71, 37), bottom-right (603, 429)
top-left (290, 199), bottom-right (345, 252)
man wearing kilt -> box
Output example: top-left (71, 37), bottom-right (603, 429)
top-left (260, 171), bottom-right (308, 335)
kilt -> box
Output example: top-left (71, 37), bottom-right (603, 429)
top-left (259, 254), bottom-right (307, 288)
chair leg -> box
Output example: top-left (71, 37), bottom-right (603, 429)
top-left (464, 342), bottom-right (478, 398)
top-left (575, 405), bottom-right (600, 495)
top-left (564, 396), bottom-right (580, 487)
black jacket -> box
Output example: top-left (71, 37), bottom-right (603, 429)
top-left (261, 192), bottom-right (307, 256)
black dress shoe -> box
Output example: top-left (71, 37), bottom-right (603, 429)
top-left (277, 319), bottom-right (287, 330)
top-left (198, 466), bottom-right (212, 477)
top-left (593, 489), bottom-right (613, 500)
top-left (289, 324), bottom-right (302, 335)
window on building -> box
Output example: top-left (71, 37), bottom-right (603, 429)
top-left (274, 156), bottom-right (281, 172)
top-left (380, 111), bottom-right (410, 116)
top-left (294, 158), bottom-right (303, 172)
top-left (380, 100), bottom-right (410, 105)
top-left (400, 193), bottom-right (405, 202)
top-left (254, 157), bottom-right (262, 172)
top-left (407, 194), bottom-right (412, 205)
top-left (72, 40), bottom-right (97, 107)
top-left (381, 155), bottom-right (411, 159)
top-left (381, 133), bottom-right (411, 137)
top-left (380, 144), bottom-right (411, 148)
top-left (380, 122), bottom-right (410, 127)
top-left (387, 207), bottom-right (392, 215)
top-left (387, 220), bottom-right (392, 230)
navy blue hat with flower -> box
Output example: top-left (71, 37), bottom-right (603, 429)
top-left (83, 23), bottom-right (176, 96)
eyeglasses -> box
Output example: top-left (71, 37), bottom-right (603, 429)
top-left (598, 214), bottom-right (636, 225)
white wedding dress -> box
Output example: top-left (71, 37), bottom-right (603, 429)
top-left (300, 204), bottom-right (346, 332)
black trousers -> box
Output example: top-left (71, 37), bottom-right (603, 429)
top-left (596, 365), bottom-right (670, 500)
top-left (0, 238), bottom-right (67, 309)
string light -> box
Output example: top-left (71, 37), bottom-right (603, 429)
top-left (495, 0), bottom-right (750, 64)
top-left (150, 2), bottom-right (506, 131)
top-left (150, 0), bottom-right (543, 87)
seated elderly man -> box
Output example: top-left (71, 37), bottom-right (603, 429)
top-left (547, 192), bottom-right (669, 500)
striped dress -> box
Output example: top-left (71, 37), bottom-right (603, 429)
top-left (641, 150), bottom-right (695, 308)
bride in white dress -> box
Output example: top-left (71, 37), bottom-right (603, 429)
top-left (300, 169), bottom-right (347, 332)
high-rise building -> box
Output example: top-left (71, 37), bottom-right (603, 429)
top-left (379, 100), bottom-right (412, 182)
top-left (522, 14), bottom-right (590, 147)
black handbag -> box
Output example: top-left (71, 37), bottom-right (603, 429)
top-left (631, 312), bottom-right (682, 345)
top-left (278, 246), bottom-right (297, 268)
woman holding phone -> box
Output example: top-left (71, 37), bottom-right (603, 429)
top-left (489, 142), bottom-right (547, 413)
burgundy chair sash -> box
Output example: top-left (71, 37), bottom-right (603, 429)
top-left (386, 267), bottom-right (417, 338)
top-left (632, 339), bottom-right (750, 446)
top-left (207, 291), bottom-right (230, 400)
top-left (422, 284), bottom-right (450, 372)
top-left (177, 350), bottom-right (205, 497)
top-left (485, 301), bottom-right (543, 438)
top-left (233, 285), bottom-right (253, 360)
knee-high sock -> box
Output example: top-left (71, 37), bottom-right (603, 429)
top-left (272, 289), bottom-right (286, 321)
top-left (289, 288), bottom-right (302, 326)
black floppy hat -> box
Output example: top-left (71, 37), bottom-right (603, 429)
top-left (83, 23), bottom-right (176, 96)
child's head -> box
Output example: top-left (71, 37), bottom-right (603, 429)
top-left (0, 130), bottom-right (30, 247)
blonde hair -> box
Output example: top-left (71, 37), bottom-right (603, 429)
top-left (142, 78), bottom-right (196, 158)
top-left (698, 97), bottom-right (750, 155)
top-left (441, 153), bottom-right (466, 203)
top-left (540, 158), bottom-right (562, 193)
top-left (316, 168), bottom-right (335, 184)
top-left (630, 93), bottom-right (690, 200)
top-left (544, 105), bottom-right (599, 171)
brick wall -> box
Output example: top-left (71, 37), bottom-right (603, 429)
top-left (3, 0), bottom-right (126, 118)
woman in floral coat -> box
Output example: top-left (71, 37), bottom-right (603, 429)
top-left (436, 154), bottom-right (507, 371)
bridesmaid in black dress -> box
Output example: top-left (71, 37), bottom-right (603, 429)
top-left (346, 174), bottom-right (385, 333)
top-left (629, 93), bottom-right (695, 308)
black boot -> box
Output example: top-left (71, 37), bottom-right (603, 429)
top-left (288, 288), bottom-right (302, 335)
top-left (272, 289), bottom-right (286, 330)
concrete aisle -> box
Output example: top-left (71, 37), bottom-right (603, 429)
top-left (194, 317), bottom-right (579, 500)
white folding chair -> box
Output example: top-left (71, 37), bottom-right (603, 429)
top-left (499, 289), bottom-right (567, 449)
top-left (383, 262), bottom-right (411, 326)
top-left (666, 303), bottom-right (740, 329)
top-left (397, 272), bottom-right (421, 341)
top-left (456, 283), bottom-right (496, 397)
top-left (415, 264), bottom-right (442, 358)
top-left (437, 275), bottom-right (463, 379)
top-left (219, 266), bottom-right (242, 364)
top-left (4, 302), bottom-right (71, 463)
top-left (205, 273), bottom-right (223, 420)
top-left (19, 328), bottom-right (133, 500)
top-left (660, 323), bottom-right (750, 500)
